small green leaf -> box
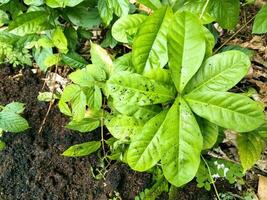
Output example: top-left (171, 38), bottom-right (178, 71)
top-left (112, 14), bottom-right (147, 44)
top-left (168, 11), bottom-right (206, 93)
top-left (72, 91), bottom-right (87, 121)
top-left (98, 0), bottom-right (113, 26)
top-left (61, 84), bottom-right (81, 102)
top-left (62, 52), bottom-right (88, 69)
top-left (252, 5), bottom-right (267, 34)
top-left (107, 71), bottom-right (176, 106)
top-left (237, 133), bottom-right (265, 172)
top-left (105, 115), bottom-right (144, 139)
top-left (87, 86), bottom-right (102, 111)
top-left (66, 118), bottom-right (100, 133)
top-left (52, 26), bottom-right (68, 53)
top-left (62, 141), bottom-right (101, 157)
top-left (46, 0), bottom-right (85, 8)
top-left (90, 42), bottom-right (113, 77)
top-left (68, 68), bottom-right (95, 87)
top-left (133, 6), bottom-right (173, 73)
top-left (3, 102), bottom-right (25, 114)
top-left (111, 0), bottom-right (129, 17)
top-left (65, 7), bottom-right (101, 28)
top-left (186, 91), bottom-right (264, 132)
top-left (44, 53), bottom-right (61, 68)
top-left (0, 111), bottom-right (29, 133)
top-left (114, 53), bottom-right (135, 72)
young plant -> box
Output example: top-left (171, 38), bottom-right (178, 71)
top-left (0, 102), bottom-right (29, 151)
top-left (59, 6), bottom-right (265, 188)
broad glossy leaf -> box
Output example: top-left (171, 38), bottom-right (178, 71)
top-left (112, 14), bottom-right (147, 44)
top-left (90, 42), bottom-right (113, 77)
top-left (210, 0), bottom-right (240, 29)
top-left (107, 71), bottom-right (176, 106)
top-left (8, 11), bottom-right (52, 36)
top-left (66, 118), bottom-right (100, 133)
top-left (62, 141), bottom-right (101, 157)
top-left (168, 11), bottom-right (206, 93)
top-left (185, 91), bottom-right (265, 132)
top-left (237, 133), bottom-right (265, 172)
top-left (197, 117), bottom-right (218, 150)
top-left (127, 110), bottom-right (168, 171)
top-left (160, 97), bottom-right (203, 187)
top-left (3, 102), bottom-right (25, 114)
top-left (185, 51), bottom-right (251, 94)
top-left (252, 5), bottom-right (267, 34)
top-left (0, 111), bottom-right (29, 133)
top-left (137, 0), bottom-right (162, 10)
top-left (105, 115), bottom-right (144, 139)
top-left (132, 6), bottom-right (173, 73)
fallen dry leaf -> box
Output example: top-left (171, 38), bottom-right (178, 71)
top-left (258, 176), bottom-right (267, 200)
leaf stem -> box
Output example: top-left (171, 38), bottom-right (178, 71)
top-left (200, 0), bottom-right (210, 19)
top-left (201, 155), bottom-right (221, 200)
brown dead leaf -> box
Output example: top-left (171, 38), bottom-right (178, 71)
top-left (258, 176), bottom-right (267, 200)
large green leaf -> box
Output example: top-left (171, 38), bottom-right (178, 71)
top-left (210, 0), bottom-right (240, 29)
top-left (107, 71), bottom-right (176, 106)
top-left (252, 5), bottom-right (267, 34)
top-left (197, 117), bottom-right (218, 150)
top-left (168, 11), bottom-right (206, 93)
top-left (62, 141), bottom-right (101, 157)
top-left (185, 91), bottom-right (264, 132)
top-left (132, 6), bottom-right (173, 73)
top-left (105, 115), bottom-right (144, 139)
top-left (127, 110), bottom-right (168, 171)
top-left (71, 90), bottom-right (87, 121)
top-left (160, 97), bottom-right (203, 187)
top-left (237, 133), bottom-right (265, 172)
top-left (52, 26), bottom-right (68, 52)
top-left (185, 51), bottom-right (251, 94)
top-left (112, 14), bottom-right (147, 44)
top-left (62, 52), bottom-right (88, 69)
top-left (0, 111), bottom-right (29, 133)
top-left (113, 53), bottom-right (135, 72)
top-left (8, 11), bottom-right (52, 36)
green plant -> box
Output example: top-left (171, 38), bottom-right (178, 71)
top-left (0, 102), bottom-right (29, 151)
top-left (59, 5), bottom-right (266, 188)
